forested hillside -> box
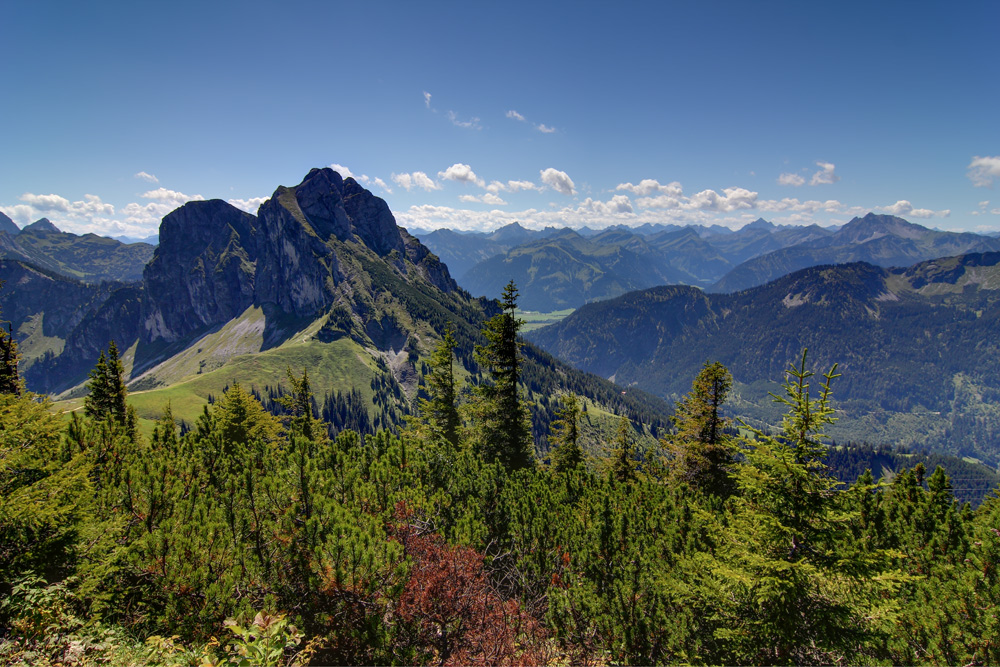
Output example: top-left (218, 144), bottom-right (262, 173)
top-left (2, 300), bottom-right (998, 665)
top-left (530, 255), bottom-right (1000, 463)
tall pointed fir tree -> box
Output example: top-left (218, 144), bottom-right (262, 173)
top-left (84, 341), bottom-right (137, 439)
top-left (664, 361), bottom-right (736, 497)
top-left (549, 393), bottom-right (583, 472)
top-left (471, 280), bottom-right (533, 471)
top-left (420, 325), bottom-right (461, 449)
top-left (0, 322), bottom-right (23, 396)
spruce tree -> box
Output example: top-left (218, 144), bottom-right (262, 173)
top-left (421, 325), bottom-right (461, 449)
top-left (0, 322), bottom-right (23, 396)
top-left (664, 361), bottom-right (735, 497)
top-left (84, 341), bottom-right (128, 423)
top-left (611, 415), bottom-right (638, 484)
top-left (549, 393), bottom-right (583, 472)
top-left (471, 281), bottom-right (533, 471)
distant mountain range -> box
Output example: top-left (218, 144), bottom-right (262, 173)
top-left (415, 215), bottom-right (1000, 310)
top-left (528, 252), bottom-right (1000, 463)
top-left (0, 215), bottom-right (155, 283)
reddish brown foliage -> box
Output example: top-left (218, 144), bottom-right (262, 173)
top-left (393, 521), bottom-right (548, 666)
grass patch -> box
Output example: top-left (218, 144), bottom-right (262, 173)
top-left (517, 308), bottom-right (574, 332)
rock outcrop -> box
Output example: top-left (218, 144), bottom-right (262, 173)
top-left (141, 200), bottom-right (258, 343)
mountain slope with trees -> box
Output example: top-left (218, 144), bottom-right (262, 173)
top-left (0, 218), bottom-right (155, 283)
top-left (530, 253), bottom-right (1000, 462)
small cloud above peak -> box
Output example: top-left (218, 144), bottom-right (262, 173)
top-left (810, 161), bottom-right (839, 185)
top-left (968, 155), bottom-right (1000, 188)
top-left (540, 168), bottom-right (576, 195)
top-left (506, 109), bottom-right (526, 122)
top-left (135, 171), bottom-right (159, 183)
top-left (777, 172), bottom-right (806, 187)
top-left (328, 163), bottom-right (354, 179)
top-left (438, 163), bottom-right (485, 187)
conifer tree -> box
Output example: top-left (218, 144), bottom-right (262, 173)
top-left (611, 415), bottom-right (638, 484)
top-left (84, 341), bottom-right (128, 423)
top-left (279, 367), bottom-right (323, 442)
top-left (0, 322), bottom-right (23, 396)
top-left (700, 350), bottom-right (904, 664)
top-left (471, 281), bottom-right (533, 471)
top-left (549, 394), bottom-right (583, 472)
top-left (420, 325), bottom-right (461, 449)
top-left (664, 361), bottom-right (735, 496)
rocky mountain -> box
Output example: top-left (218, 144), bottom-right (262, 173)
top-left (0, 218), bottom-right (155, 283)
top-left (141, 200), bottom-right (259, 343)
top-left (15, 168), bottom-right (671, 444)
top-left (711, 213), bottom-right (1000, 292)
top-left (459, 220), bottom-right (836, 309)
top-left (0, 260), bottom-right (130, 375)
top-left (0, 212), bottom-right (19, 236)
top-left (529, 252), bottom-right (1000, 463)
top-left (413, 221), bottom-right (551, 279)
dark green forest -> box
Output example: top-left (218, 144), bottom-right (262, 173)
top-left (2, 287), bottom-right (999, 666)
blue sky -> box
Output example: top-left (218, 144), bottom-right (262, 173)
top-left (2, 1), bottom-right (998, 238)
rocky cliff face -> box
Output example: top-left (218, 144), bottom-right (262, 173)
top-left (254, 168), bottom-right (456, 317)
top-left (141, 200), bottom-right (258, 343)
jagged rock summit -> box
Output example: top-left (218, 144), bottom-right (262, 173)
top-left (139, 167), bottom-right (458, 342)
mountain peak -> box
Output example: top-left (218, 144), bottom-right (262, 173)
top-left (23, 218), bottom-right (60, 234)
top-left (743, 217), bottom-right (776, 231)
top-left (0, 212), bottom-right (19, 236)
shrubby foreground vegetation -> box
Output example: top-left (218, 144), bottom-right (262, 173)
top-left (1, 284), bottom-right (999, 666)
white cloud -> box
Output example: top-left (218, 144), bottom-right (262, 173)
top-left (540, 168), bottom-right (576, 195)
top-left (778, 172), bottom-right (806, 187)
top-left (135, 171), bottom-right (159, 183)
top-left (228, 197), bottom-right (267, 215)
top-left (810, 161), bottom-right (839, 185)
top-left (968, 155), bottom-right (1000, 187)
top-left (141, 187), bottom-right (205, 209)
top-left (758, 198), bottom-right (844, 214)
top-left (329, 163), bottom-right (354, 179)
top-left (486, 179), bottom-right (539, 194)
top-left (446, 110), bottom-right (481, 130)
top-left (0, 205), bottom-right (37, 225)
top-left (506, 109), bottom-right (525, 122)
top-left (391, 171), bottom-right (440, 191)
top-left (20, 192), bottom-right (71, 212)
top-left (18, 192), bottom-right (115, 218)
top-left (423, 91), bottom-right (432, 109)
top-left (507, 180), bottom-right (538, 192)
top-left (459, 193), bottom-right (508, 206)
top-left (438, 163), bottom-right (485, 187)
top-left (373, 177), bottom-right (391, 193)
top-left (682, 187), bottom-right (758, 212)
top-left (616, 179), bottom-right (683, 197)
top-left (536, 123), bottom-right (556, 134)
top-left (877, 200), bottom-right (950, 219)
top-left (577, 195), bottom-right (633, 215)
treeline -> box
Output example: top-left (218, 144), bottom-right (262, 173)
top-left (1, 284), bottom-right (999, 665)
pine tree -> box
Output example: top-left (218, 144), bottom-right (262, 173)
top-left (470, 281), bottom-right (533, 471)
top-left (549, 394), bottom-right (583, 472)
top-left (664, 361), bottom-right (735, 496)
